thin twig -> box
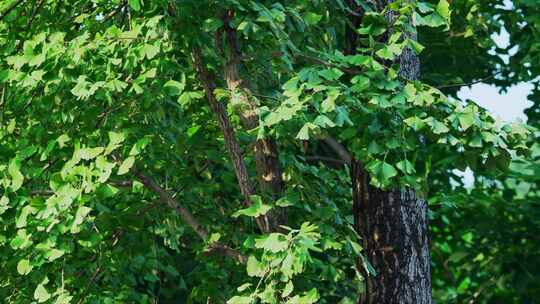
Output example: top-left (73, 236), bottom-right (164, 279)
top-left (0, 85), bottom-right (5, 125)
top-left (101, 1), bottom-right (126, 23)
top-left (436, 72), bottom-right (501, 89)
top-left (25, 0), bottom-right (45, 28)
top-left (76, 264), bottom-right (102, 304)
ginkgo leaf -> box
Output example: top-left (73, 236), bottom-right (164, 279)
top-left (117, 156), bottom-right (135, 175)
top-left (458, 112), bottom-right (475, 131)
top-left (128, 0), bottom-right (141, 11)
top-left (227, 296), bottom-right (253, 304)
top-left (246, 256), bottom-right (265, 277)
top-left (282, 281), bottom-right (294, 297)
top-left (254, 233), bottom-right (288, 253)
top-left (8, 158), bottom-right (24, 192)
top-left (232, 195), bottom-right (272, 218)
top-left (369, 160), bottom-right (398, 184)
top-left (34, 283), bottom-right (50, 303)
top-left (396, 160), bottom-right (416, 174)
top-left (17, 259), bottom-right (32, 275)
top-left (163, 80), bottom-right (185, 96)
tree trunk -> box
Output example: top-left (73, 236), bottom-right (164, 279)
top-left (352, 1), bottom-right (431, 303)
top-left (352, 162), bottom-right (431, 304)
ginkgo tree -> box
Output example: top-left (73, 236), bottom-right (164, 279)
top-left (0, 0), bottom-right (535, 304)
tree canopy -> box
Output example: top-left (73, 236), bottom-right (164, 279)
top-left (0, 0), bottom-right (538, 303)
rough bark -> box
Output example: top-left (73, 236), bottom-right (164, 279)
top-left (351, 1), bottom-right (432, 303)
top-left (352, 162), bottom-right (431, 304)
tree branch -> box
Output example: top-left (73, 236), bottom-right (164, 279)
top-left (323, 136), bottom-right (352, 165)
top-left (25, 0), bottom-right (45, 28)
top-left (305, 155), bottom-right (347, 165)
top-left (221, 10), bottom-right (284, 229)
top-left (436, 72), bottom-right (500, 89)
top-left (192, 46), bottom-right (271, 233)
top-left (101, 1), bottom-right (126, 24)
top-left (132, 169), bottom-right (246, 264)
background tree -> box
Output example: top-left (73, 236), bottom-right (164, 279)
top-left (0, 0), bottom-right (536, 304)
top-left (419, 0), bottom-right (540, 302)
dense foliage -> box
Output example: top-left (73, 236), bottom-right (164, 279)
top-left (0, 0), bottom-right (537, 303)
top-left (421, 0), bottom-right (540, 302)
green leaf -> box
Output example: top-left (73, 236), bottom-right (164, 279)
top-left (142, 44), bottom-right (159, 59)
top-left (117, 156), bottom-right (135, 175)
top-left (313, 115), bottom-right (335, 128)
top-left (255, 233), bottom-right (288, 253)
top-left (55, 292), bottom-right (73, 304)
top-left (128, 0), bottom-right (141, 11)
top-left (396, 160), bottom-right (416, 174)
top-left (17, 259), bottom-right (32, 275)
top-left (404, 116), bottom-right (426, 131)
top-left (163, 80), bottom-right (185, 96)
top-left (369, 160), bottom-right (398, 184)
top-left (419, 12), bottom-right (446, 28)
top-left (376, 46), bottom-right (395, 60)
top-left (469, 134), bottom-right (483, 148)
top-left (227, 296), bottom-right (253, 304)
top-left (425, 117), bottom-right (449, 134)
top-left (407, 39), bottom-right (425, 53)
top-left (0, 196), bottom-right (9, 215)
top-left (321, 93), bottom-right (338, 112)
top-left (207, 232), bottom-right (221, 244)
top-left (78, 147), bottom-right (104, 160)
top-left (319, 68), bottom-right (344, 81)
top-left (8, 158), bottom-right (24, 192)
top-left (57, 134), bottom-right (70, 148)
top-left (232, 195), bottom-right (272, 218)
top-left (0, 69), bottom-right (9, 82)
top-left (40, 140), bottom-right (57, 161)
top-left (237, 283), bottom-right (252, 292)
top-left (282, 281), bottom-right (294, 297)
top-left (296, 123), bottom-right (312, 140)
top-left (187, 126), bottom-right (200, 138)
top-left (294, 288), bottom-right (319, 304)
top-left (304, 12), bottom-right (322, 25)
top-left (16, 205), bottom-right (35, 228)
top-left (351, 76), bottom-right (370, 92)
top-left (45, 248), bottom-right (65, 261)
top-left (368, 141), bottom-right (383, 155)
top-left (202, 18), bottom-right (224, 32)
top-left (34, 283), bottom-right (51, 303)
top-left (6, 55), bottom-right (26, 70)
top-left (436, 0), bottom-right (451, 21)
top-left (11, 229), bottom-right (32, 250)
top-left (458, 112), bottom-right (475, 131)
top-left (347, 54), bottom-right (370, 66)
top-left (180, 91), bottom-right (203, 105)
top-left (105, 131), bottom-right (125, 154)
top-left (71, 206), bottom-right (92, 233)
top-left (246, 255), bottom-right (265, 277)
top-left (129, 138), bottom-right (151, 156)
